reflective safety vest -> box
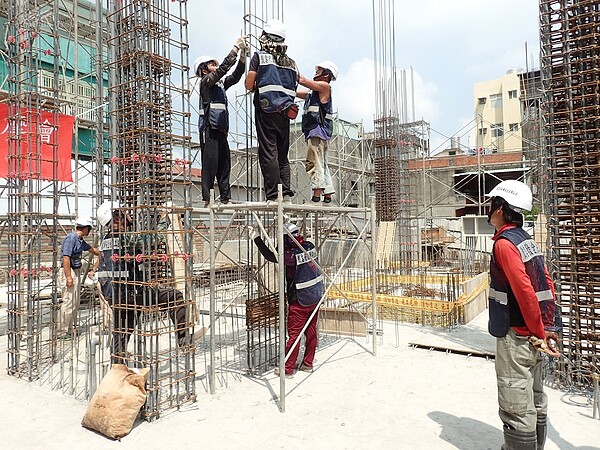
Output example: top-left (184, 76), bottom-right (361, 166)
top-left (291, 240), bottom-right (324, 307)
top-left (255, 51), bottom-right (298, 114)
top-left (96, 231), bottom-right (142, 302)
top-left (488, 226), bottom-right (558, 337)
top-left (302, 90), bottom-right (334, 139)
top-left (198, 80), bottom-right (229, 134)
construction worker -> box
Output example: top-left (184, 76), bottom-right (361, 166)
top-left (195, 36), bottom-right (247, 207)
top-left (297, 61), bottom-right (338, 204)
top-left (486, 179), bottom-right (562, 450)
top-left (95, 201), bottom-right (192, 364)
top-left (245, 19), bottom-right (298, 203)
top-left (249, 222), bottom-right (324, 377)
top-left (57, 216), bottom-right (100, 339)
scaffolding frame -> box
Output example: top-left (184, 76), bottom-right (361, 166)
top-left (195, 195), bottom-right (377, 412)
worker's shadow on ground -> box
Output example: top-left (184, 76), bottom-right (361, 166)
top-left (546, 417), bottom-right (600, 450)
top-left (428, 411), bottom-right (502, 449)
top-left (428, 411), bottom-right (599, 450)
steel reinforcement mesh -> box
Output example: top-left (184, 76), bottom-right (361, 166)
top-left (107, 0), bottom-right (195, 419)
top-left (246, 292), bottom-right (279, 375)
top-left (374, 152), bottom-right (399, 222)
top-left (5, 0), bottom-right (63, 382)
top-left (540, 0), bottom-right (600, 387)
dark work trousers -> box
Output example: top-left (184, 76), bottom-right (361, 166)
top-left (285, 302), bottom-right (319, 374)
top-left (201, 127), bottom-right (231, 202)
top-left (255, 108), bottom-right (294, 201)
top-left (111, 286), bottom-right (188, 364)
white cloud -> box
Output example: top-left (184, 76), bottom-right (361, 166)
top-left (464, 47), bottom-right (534, 81)
top-left (333, 58), bottom-right (375, 129)
top-left (331, 60), bottom-right (440, 133)
top-left (412, 71), bottom-right (440, 124)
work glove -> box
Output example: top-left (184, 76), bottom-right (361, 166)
top-left (248, 226), bottom-right (259, 241)
top-left (235, 36), bottom-right (247, 52)
top-left (272, 213), bottom-right (290, 226)
top-left (528, 334), bottom-right (560, 358)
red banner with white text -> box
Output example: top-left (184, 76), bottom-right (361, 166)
top-left (0, 103), bottom-right (74, 182)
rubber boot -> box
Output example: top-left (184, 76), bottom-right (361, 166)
top-left (502, 427), bottom-right (537, 450)
top-left (536, 419), bottom-right (547, 450)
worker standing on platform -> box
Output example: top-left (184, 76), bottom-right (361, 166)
top-left (57, 216), bottom-right (100, 339)
top-left (245, 19), bottom-right (298, 203)
top-left (95, 201), bottom-right (192, 364)
top-left (195, 36), bottom-right (247, 207)
top-left (486, 179), bottom-right (561, 450)
top-left (249, 222), bottom-right (324, 377)
top-left (297, 61), bottom-right (338, 204)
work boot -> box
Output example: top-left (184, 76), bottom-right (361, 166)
top-left (536, 418), bottom-right (547, 450)
top-left (298, 363), bottom-right (314, 373)
top-left (273, 367), bottom-right (294, 378)
top-left (178, 327), bottom-right (206, 348)
top-left (502, 427), bottom-right (537, 450)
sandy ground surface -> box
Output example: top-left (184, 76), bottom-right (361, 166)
top-left (1, 310), bottom-right (599, 450)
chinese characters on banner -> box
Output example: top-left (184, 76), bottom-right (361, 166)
top-left (0, 103), bottom-right (74, 182)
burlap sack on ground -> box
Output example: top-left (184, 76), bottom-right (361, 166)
top-left (81, 364), bottom-right (150, 439)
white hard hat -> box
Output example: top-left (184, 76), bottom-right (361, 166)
top-left (486, 180), bottom-right (533, 212)
top-left (284, 222), bottom-right (299, 235)
top-left (263, 19), bottom-right (286, 40)
top-left (97, 200), bottom-right (119, 227)
top-left (75, 216), bottom-right (94, 228)
top-left (316, 60), bottom-right (338, 81)
top-left (193, 55), bottom-right (218, 76)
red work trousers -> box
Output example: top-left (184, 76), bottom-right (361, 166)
top-left (285, 302), bottom-right (319, 374)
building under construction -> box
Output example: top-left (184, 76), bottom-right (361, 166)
top-left (0, 0), bottom-right (597, 421)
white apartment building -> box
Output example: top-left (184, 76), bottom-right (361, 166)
top-left (474, 69), bottom-right (523, 153)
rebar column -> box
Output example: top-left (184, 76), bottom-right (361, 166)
top-left (372, 0), bottom-right (418, 271)
top-left (107, 0), bottom-right (195, 420)
top-left (5, 0), bottom-right (62, 381)
top-left (540, 0), bottom-right (600, 387)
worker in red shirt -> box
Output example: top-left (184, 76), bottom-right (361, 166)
top-left (249, 222), bottom-right (324, 377)
top-left (486, 180), bottom-right (561, 450)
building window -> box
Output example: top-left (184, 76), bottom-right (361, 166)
top-left (490, 94), bottom-right (503, 108)
top-left (508, 89), bottom-right (518, 99)
top-left (478, 127), bottom-right (487, 135)
top-left (38, 70), bottom-right (98, 121)
top-left (478, 97), bottom-right (486, 104)
top-left (41, 73), bottom-right (53, 89)
top-left (491, 123), bottom-right (504, 137)
top-left (509, 123), bottom-right (519, 132)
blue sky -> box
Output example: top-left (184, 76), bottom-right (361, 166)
top-left (188, 1), bottom-right (540, 153)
